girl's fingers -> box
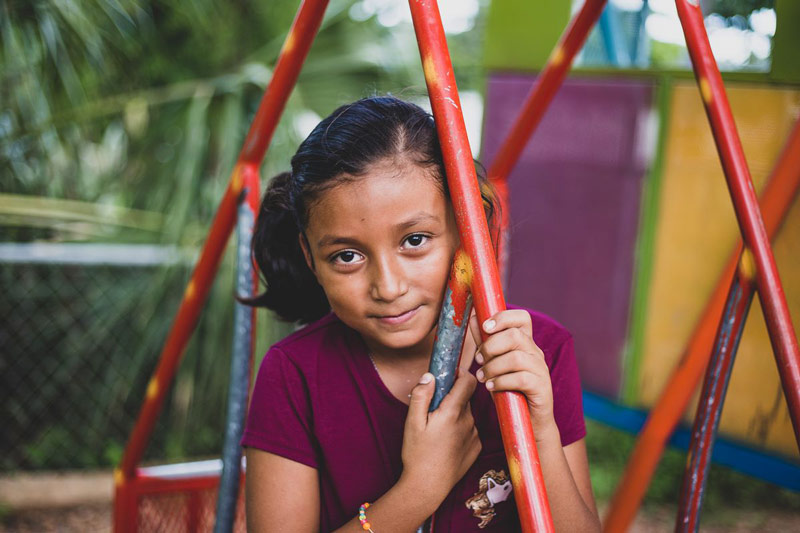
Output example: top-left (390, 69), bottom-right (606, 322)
top-left (406, 372), bottom-right (435, 430)
top-left (468, 308), bottom-right (481, 347)
top-left (459, 309), bottom-right (481, 371)
top-left (477, 327), bottom-right (543, 364)
top-left (482, 309), bottom-right (533, 337)
top-left (438, 368), bottom-right (477, 413)
top-left (476, 350), bottom-right (547, 383)
top-left (484, 370), bottom-right (545, 395)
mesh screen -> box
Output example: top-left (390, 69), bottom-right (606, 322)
top-left (0, 246), bottom-right (238, 472)
top-left (136, 484), bottom-right (245, 532)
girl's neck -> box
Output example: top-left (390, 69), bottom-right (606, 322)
top-left (363, 332), bottom-right (435, 368)
top-left (363, 333), bottom-right (435, 406)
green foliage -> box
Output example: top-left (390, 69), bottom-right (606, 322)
top-left (706, 0), bottom-right (775, 20)
top-left (650, 41), bottom-right (689, 70)
top-left (586, 421), bottom-right (800, 520)
top-left (1, 0), bottom-right (426, 241)
top-left (2, 0), bottom-right (488, 471)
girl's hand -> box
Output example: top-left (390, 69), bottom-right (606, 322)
top-left (470, 309), bottom-right (558, 443)
top-left (399, 368), bottom-right (481, 503)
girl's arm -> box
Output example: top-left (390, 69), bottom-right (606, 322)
top-left (246, 369), bottom-right (481, 533)
top-left (535, 435), bottom-right (599, 531)
top-left (471, 310), bottom-right (601, 532)
top-left (246, 449), bottom-right (320, 532)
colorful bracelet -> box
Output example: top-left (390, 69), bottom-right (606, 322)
top-left (358, 502), bottom-right (374, 532)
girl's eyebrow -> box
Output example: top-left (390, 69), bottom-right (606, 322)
top-left (317, 235), bottom-right (362, 248)
top-left (317, 212), bottom-right (440, 248)
top-left (395, 212), bottom-right (439, 230)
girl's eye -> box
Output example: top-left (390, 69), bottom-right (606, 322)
top-left (332, 250), bottom-right (363, 265)
top-left (404, 234), bottom-right (429, 248)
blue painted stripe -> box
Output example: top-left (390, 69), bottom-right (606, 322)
top-left (583, 391), bottom-right (800, 490)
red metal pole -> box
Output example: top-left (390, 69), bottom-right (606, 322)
top-left (408, 2), bottom-right (553, 531)
top-left (113, 171), bottom-right (240, 531)
top-left (114, 3), bottom-right (329, 529)
top-left (602, 98), bottom-right (800, 533)
top-left (487, 0), bottom-right (607, 278)
top-left (113, 475), bottom-right (138, 533)
top-left (674, 0), bottom-right (800, 445)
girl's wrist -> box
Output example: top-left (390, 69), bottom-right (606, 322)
top-left (532, 417), bottom-right (560, 445)
top-left (335, 478), bottom-right (439, 533)
top-left (397, 469), bottom-right (449, 515)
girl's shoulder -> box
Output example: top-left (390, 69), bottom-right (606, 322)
top-left (266, 312), bottom-right (360, 368)
top-left (273, 312), bottom-right (342, 347)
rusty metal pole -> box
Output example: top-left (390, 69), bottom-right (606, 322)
top-left (113, 1), bottom-right (330, 530)
top-left (675, 271), bottom-right (754, 532)
top-left (603, 117), bottom-right (800, 533)
top-left (674, 0), bottom-right (800, 448)
top-left (428, 249), bottom-right (473, 411)
top-left (213, 167), bottom-right (261, 533)
top-left (488, 0), bottom-right (607, 279)
top-left (408, 1), bottom-right (553, 531)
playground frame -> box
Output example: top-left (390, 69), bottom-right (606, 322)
top-left (114, 1), bottom-right (800, 531)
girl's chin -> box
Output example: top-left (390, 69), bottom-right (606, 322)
top-left (369, 328), bottom-right (436, 354)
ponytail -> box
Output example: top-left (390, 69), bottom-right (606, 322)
top-left (246, 172), bottom-right (330, 324)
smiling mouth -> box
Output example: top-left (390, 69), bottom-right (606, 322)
top-left (375, 306), bottom-right (421, 326)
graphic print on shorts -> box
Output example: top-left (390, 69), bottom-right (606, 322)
top-left (464, 469), bottom-right (512, 528)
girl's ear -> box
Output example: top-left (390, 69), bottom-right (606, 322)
top-left (298, 232), bottom-right (316, 274)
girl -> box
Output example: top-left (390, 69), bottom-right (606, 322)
top-left (242, 96), bottom-right (600, 532)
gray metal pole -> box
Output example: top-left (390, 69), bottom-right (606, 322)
top-left (214, 197), bottom-right (256, 533)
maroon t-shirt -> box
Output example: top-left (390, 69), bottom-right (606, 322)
top-left (242, 308), bottom-right (585, 532)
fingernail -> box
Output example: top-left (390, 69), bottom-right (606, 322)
top-left (475, 352), bottom-right (484, 364)
top-left (486, 380), bottom-right (495, 390)
top-left (476, 369), bottom-right (485, 381)
top-left (484, 319), bottom-right (496, 332)
top-left (419, 372), bottom-right (433, 384)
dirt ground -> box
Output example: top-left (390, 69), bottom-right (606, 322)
top-left (0, 505), bottom-right (110, 533)
top-left (2, 503), bottom-right (800, 532)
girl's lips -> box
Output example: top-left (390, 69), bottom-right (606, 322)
top-left (376, 306), bottom-right (420, 326)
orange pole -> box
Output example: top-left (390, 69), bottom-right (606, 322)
top-left (114, 1), bottom-right (329, 530)
top-left (409, 1), bottom-right (553, 530)
top-left (675, 0), bottom-right (800, 442)
top-left (603, 117), bottom-right (800, 533)
top-left (488, 0), bottom-right (607, 279)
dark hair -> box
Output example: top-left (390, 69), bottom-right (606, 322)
top-left (247, 96), bottom-right (497, 324)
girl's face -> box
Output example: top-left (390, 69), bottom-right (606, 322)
top-left (301, 157), bottom-right (459, 358)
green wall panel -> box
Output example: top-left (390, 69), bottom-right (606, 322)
top-left (484, 0), bottom-right (571, 71)
top-left (771, 0), bottom-right (800, 84)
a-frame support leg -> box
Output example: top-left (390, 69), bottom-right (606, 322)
top-left (671, 0), bottom-right (800, 530)
top-left (113, 1), bottom-right (330, 530)
top-left (603, 116), bottom-right (800, 533)
top-left (487, 0), bottom-right (607, 280)
top-left (409, 2), bottom-right (554, 531)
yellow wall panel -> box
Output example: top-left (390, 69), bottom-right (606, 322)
top-left (637, 82), bottom-right (800, 458)
top-left (722, 198), bottom-right (800, 457)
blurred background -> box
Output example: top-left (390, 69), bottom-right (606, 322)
top-left (1, 0), bottom-right (799, 530)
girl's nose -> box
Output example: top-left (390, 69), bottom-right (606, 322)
top-left (369, 256), bottom-right (409, 302)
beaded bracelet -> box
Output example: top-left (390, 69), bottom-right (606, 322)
top-left (358, 502), bottom-right (375, 532)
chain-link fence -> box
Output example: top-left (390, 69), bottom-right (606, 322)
top-left (1, 243), bottom-right (285, 473)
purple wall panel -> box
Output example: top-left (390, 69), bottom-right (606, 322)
top-left (483, 74), bottom-right (653, 398)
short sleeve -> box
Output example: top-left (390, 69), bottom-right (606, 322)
top-left (241, 346), bottom-right (319, 468)
top-left (549, 335), bottom-right (587, 447)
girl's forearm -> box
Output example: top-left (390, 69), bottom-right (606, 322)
top-left (535, 424), bottom-right (601, 532)
top-left (332, 474), bottom-right (443, 533)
